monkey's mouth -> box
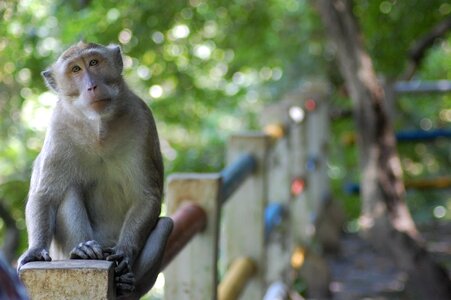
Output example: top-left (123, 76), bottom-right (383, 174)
top-left (91, 98), bottom-right (111, 112)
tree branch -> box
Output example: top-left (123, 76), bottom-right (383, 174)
top-left (402, 16), bottom-right (451, 80)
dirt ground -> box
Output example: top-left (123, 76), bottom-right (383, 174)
top-left (327, 222), bottom-right (451, 300)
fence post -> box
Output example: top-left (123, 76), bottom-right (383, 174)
top-left (288, 118), bottom-right (311, 244)
top-left (164, 173), bottom-right (221, 300)
top-left (222, 133), bottom-right (270, 299)
top-left (295, 81), bottom-right (334, 298)
top-left (304, 81), bottom-right (331, 219)
top-left (19, 260), bottom-right (114, 300)
top-left (264, 130), bottom-right (292, 283)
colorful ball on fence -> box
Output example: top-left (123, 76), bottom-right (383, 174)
top-left (289, 106), bottom-right (305, 123)
top-left (291, 178), bottom-right (305, 196)
top-left (305, 98), bottom-right (317, 111)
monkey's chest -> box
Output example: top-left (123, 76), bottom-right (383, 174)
top-left (82, 149), bottom-right (145, 239)
top-left (86, 181), bottom-right (129, 242)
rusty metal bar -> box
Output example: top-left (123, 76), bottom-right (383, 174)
top-left (161, 202), bottom-right (207, 270)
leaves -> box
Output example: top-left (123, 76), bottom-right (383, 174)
top-left (0, 0), bottom-right (449, 258)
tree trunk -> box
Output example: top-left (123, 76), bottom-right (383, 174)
top-left (315, 0), bottom-right (451, 298)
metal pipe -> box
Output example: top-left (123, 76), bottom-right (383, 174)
top-left (265, 203), bottom-right (284, 240)
top-left (161, 202), bottom-right (207, 270)
top-left (218, 257), bottom-right (256, 300)
top-left (394, 80), bottom-right (451, 94)
top-left (220, 153), bottom-right (257, 204)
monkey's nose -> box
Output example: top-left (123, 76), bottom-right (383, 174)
top-left (88, 85), bottom-right (97, 92)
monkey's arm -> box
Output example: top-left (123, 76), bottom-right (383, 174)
top-left (18, 199), bottom-right (55, 267)
top-left (18, 158), bottom-right (57, 269)
top-left (108, 108), bottom-right (164, 265)
top-left (105, 186), bottom-right (162, 297)
top-left (103, 106), bottom-right (165, 296)
top-left (109, 190), bottom-right (162, 265)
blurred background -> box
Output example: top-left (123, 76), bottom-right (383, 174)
top-left (0, 0), bottom-right (450, 298)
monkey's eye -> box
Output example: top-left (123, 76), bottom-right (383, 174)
top-left (89, 59), bottom-right (98, 66)
top-left (72, 65), bottom-right (81, 73)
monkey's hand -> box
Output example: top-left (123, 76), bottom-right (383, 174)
top-left (104, 248), bottom-right (135, 296)
top-left (69, 240), bottom-right (104, 260)
top-left (17, 247), bottom-right (52, 270)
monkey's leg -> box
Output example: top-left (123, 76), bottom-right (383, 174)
top-left (106, 218), bottom-right (173, 299)
top-left (129, 217), bottom-right (173, 299)
top-left (53, 188), bottom-right (101, 259)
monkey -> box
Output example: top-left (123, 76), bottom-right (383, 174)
top-left (17, 41), bottom-right (173, 299)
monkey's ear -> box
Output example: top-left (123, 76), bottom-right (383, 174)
top-left (77, 39), bottom-right (87, 47)
top-left (41, 69), bottom-right (58, 93)
top-left (107, 44), bottom-right (123, 74)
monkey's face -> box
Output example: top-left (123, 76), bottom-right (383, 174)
top-left (42, 42), bottom-right (125, 119)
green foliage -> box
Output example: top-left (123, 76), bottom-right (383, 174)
top-left (0, 0), bottom-right (321, 258)
top-left (292, 276), bottom-right (308, 297)
top-left (0, 0), bottom-right (449, 260)
top-left (327, 1), bottom-right (451, 224)
top-left (354, 0), bottom-right (451, 77)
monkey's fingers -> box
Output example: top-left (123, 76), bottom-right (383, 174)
top-left (105, 252), bottom-right (125, 263)
top-left (70, 241), bottom-right (104, 259)
top-left (69, 247), bottom-right (87, 259)
top-left (102, 247), bottom-right (114, 256)
top-left (116, 283), bottom-right (135, 296)
top-left (23, 250), bottom-right (52, 264)
top-left (116, 272), bottom-right (135, 296)
top-left (18, 248), bottom-right (52, 270)
top-left (115, 259), bottom-right (131, 275)
top-left (106, 253), bottom-right (123, 261)
top-left (116, 272), bottom-right (135, 284)
top-left (40, 249), bottom-right (52, 262)
top-left (84, 240), bottom-right (104, 259)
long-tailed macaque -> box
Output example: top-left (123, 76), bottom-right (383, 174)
top-left (18, 42), bottom-right (173, 299)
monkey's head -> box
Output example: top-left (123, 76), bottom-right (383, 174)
top-left (42, 41), bottom-right (125, 118)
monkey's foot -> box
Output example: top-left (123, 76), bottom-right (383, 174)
top-left (18, 248), bottom-right (52, 270)
top-left (116, 271), bottom-right (135, 296)
top-left (70, 240), bottom-right (104, 260)
top-left (104, 247), bottom-right (131, 275)
top-left (104, 248), bottom-right (135, 296)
